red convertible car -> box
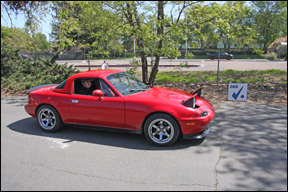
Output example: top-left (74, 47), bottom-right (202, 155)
top-left (25, 69), bottom-right (214, 146)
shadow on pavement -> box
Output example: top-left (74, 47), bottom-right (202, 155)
top-left (211, 102), bottom-right (287, 191)
top-left (7, 116), bottom-right (206, 151)
top-left (1, 96), bottom-right (28, 107)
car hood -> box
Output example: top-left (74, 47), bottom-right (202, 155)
top-left (125, 87), bottom-right (192, 104)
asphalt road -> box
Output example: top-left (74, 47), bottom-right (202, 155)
top-left (1, 97), bottom-right (287, 190)
top-left (56, 59), bottom-right (287, 72)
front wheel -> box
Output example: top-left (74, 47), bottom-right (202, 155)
top-left (36, 105), bottom-right (64, 132)
top-left (144, 114), bottom-right (180, 146)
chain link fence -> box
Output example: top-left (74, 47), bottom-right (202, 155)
top-left (27, 47), bottom-right (286, 61)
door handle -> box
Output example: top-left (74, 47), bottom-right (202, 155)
top-left (72, 100), bottom-right (78, 103)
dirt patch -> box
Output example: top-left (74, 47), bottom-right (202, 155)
top-left (2, 83), bottom-right (287, 105)
top-left (154, 82), bottom-right (287, 105)
top-left (1, 88), bottom-right (28, 98)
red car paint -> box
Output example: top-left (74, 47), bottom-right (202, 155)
top-left (25, 69), bottom-right (214, 138)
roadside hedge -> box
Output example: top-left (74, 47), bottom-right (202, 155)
top-left (1, 42), bottom-right (79, 92)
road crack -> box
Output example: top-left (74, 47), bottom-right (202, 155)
top-left (213, 106), bottom-right (225, 191)
top-left (39, 164), bottom-right (214, 188)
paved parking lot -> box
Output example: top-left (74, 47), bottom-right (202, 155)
top-left (1, 97), bottom-right (287, 190)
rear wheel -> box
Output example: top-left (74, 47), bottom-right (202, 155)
top-left (144, 113), bottom-right (180, 146)
top-left (210, 57), bottom-right (214, 60)
top-left (36, 105), bottom-right (64, 132)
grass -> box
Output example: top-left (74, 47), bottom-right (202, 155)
top-left (155, 69), bottom-right (287, 85)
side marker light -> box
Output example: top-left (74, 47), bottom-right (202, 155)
top-left (200, 111), bottom-right (208, 117)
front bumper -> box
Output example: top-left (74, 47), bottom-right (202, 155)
top-left (182, 124), bottom-right (211, 139)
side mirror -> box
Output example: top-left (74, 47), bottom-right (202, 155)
top-left (92, 90), bottom-right (103, 97)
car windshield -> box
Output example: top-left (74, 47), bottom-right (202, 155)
top-left (107, 72), bottom-right (150, 96)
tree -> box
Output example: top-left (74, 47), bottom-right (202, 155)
top-left (1, 1), bottom-right (49, 34)
top-left (1, 1), bottom-right (51, 55)
top-left (267, 36), bottom-right (287, 60)
top-left (109, 39), bottom-right (124, 58)
top-left (1, 25), bottom-right (32, 52)
top-left (33, 32), bottom-right (50, 52)
top-left (57, 1), bottom-right (198, 85)
top-left (1, 25), bottom-right (50, 55)
top-left (251, 1), bottom-right (287, 52)
top-left (1, 25), bottom-right (11, 41)
top-left (185, 3), bottom-right (220, 49)
top-left (185, 2), bottom-right (259, 52)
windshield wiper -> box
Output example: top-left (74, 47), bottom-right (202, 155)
top-left (130, 89), bottom-right (147, 92)
top-left (122, 88), bottom-right (147, 95)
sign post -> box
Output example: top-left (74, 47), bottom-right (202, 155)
top-left (217, 49), bottom-right (220, 86)
top-left (216, 42), bottom-right (224, 86)
top-left (132, 35), bottom-right (136, 62)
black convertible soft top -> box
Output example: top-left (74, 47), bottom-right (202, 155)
top-left (28, 84), bottom-right (58, 93)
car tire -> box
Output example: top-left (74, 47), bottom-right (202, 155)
top-left (144, 113), bottom-right (180, 146)
top-left (210, 57), bottom-right (214, 60)
top-left (36, 105), bottom-right (64, 132)
top-left (227, 57), bottom-right (231, 60)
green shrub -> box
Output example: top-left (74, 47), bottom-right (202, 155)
top-left (264, 52), bottom-right (278, 60)
top-left (1, 42), bottom-right (80, 92)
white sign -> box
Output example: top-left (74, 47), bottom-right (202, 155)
top-left (227, 83), bottom-right (248, 101)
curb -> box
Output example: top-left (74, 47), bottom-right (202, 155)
top-left (73, 64), bottom-right (205, 68)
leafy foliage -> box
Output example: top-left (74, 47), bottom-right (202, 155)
top-left (126, 59), bottom-right (141, 77)
top-left (1, 1), bottom-right (49, 34)
top-left (251, 1), bottom-right (287, 52)
top-left (267, 36), bottom-right (287, 60)
top-left (1, 42), bottom-right (79, 92)
top-left (1, 25), bottom-right (50, 55)
top-left (264, 52), bottom-right (278, 61)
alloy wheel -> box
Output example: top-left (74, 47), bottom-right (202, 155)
top-left (148, 118), bottom-right (174, 144)
top-left (38, 108), bottom-right (56, 130)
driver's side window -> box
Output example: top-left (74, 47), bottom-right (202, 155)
top-left (74, 78), bottom-right (100, 95)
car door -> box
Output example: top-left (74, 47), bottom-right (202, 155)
top-left (68, 79), bottom-right (125, 128)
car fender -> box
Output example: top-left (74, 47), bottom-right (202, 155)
top-left (35, 97), bottom-right (59, 114)
top-left (34, 94), bottom-right (72, 123)
top-left (124, 99), bottom-right (192, 130)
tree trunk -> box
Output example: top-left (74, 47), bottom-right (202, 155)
top-left (263, 43), bottom-right (268, 54)
top-left (139, 44), bottom-right (148, 84)
top-left (148, 1), bottom-right (164, 86)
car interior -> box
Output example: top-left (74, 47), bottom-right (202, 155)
top-left (73, 78), bottom-right (117, 97)
top-left (74, 78), bottom-right (100, 94)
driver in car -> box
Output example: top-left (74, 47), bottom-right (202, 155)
top-left (78, 79), bottom-right (94, 95)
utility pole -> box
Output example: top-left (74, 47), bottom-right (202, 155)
top-left (217, 49), bottom-right (220, 86)
top-left (133, 35), bottom-right (136, 62)
top-left (49, 34), bottom-right (52, 59)
top-left (185, 15), bottom-right (188, 62)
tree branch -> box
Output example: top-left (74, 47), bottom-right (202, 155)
top-left (175, 1), bottom-right (199, 24)
top-left (1, 2), bottom-right (14, 28)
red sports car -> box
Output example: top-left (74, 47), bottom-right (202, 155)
top-left (25, 69), bottom-right (215, 146)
